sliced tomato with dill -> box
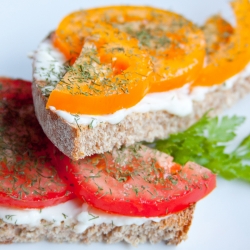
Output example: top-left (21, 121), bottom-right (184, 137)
top-left (53, 144), bottom-right (216, 217)
top-left (0, 78), bottom-right (74, 208)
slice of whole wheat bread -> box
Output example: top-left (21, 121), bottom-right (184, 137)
top-left (0, 204), bottom-right (194, 245)
top-left (32, 75), bottom-right (250, 160)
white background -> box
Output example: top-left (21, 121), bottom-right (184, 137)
top-left (1, 1), bottom-right (250, 250)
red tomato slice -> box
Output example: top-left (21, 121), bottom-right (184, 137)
top-left (53, 144), bottom-right (216, 217)
top-left (0, 78), bottom-right (74, 208)
top-left (0, 77), bottom-right (32, 100)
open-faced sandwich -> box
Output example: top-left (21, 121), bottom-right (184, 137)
top-left (0, 78), bottom-right (216, 245)
top-left (32, 0), bottom-right (250, 160)
top-left (1, 0), bottom-right (250, 246)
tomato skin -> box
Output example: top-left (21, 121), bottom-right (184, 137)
top-left (0, 78), bottom-right (75, 209)
top-left (53, 145), bottom-right (216, 217)
top-left (192, 0), bottom-right (250, 87)
top-left (0, 188), bottom-right (73, 209)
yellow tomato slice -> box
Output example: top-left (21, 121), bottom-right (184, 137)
top-left (192, 0), bottom-right (250, 87)
top-left (47, 24), bottom-right (152, 114)
top-left (202, 15), bottom-right (234, 55)
top-left (77, 6), bottom-right (205, 93)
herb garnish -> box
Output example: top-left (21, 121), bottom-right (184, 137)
top-left (5, 215), bottom-right (15, 221)
top-left (155, 114), bottom-right (250, 182)
top-left (88, 212), bottom-right (99, 221)
top-left (62, 213), bottom-right (68, 219)
top-left (72, 114), bottom-right (81, 131)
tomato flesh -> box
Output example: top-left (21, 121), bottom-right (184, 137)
top-left (0, 78), bottom-right (74, 208)
top-left (192, 0), bottom-right (250, 87)
top-left (53, 144), bottom-right (216, 217)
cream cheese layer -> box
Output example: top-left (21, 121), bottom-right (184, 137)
top-left (0, 199), bottom-right (169, 233)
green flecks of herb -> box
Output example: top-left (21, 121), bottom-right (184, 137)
top-left (88, 212), bottom-right (99, 221)
top-left (135, 30), bottom-right (152, 47)
top-left (5, 215), bottom-right (15, 221)
top-left (158, 36), bottom-right (171, 47)
top-left (111, 47), bottom-right (125, 53)
top-left (202, 174), bottom-right (209, 180)
top-left (62, 213), bottom-right (68, 219)
top-left (72, 115), bottom-right (81, 131)
top-left (90, 56), bottom-right (100, 65)
top-left (95, 182), bottom-right (103, 193)
top-left (133, 186), bottom-right (139, 196)
top-left (98, 191), bottom-right (108, 199)
top-left (147, 190), bottom-right (154, 196)
top-left (168, 176), bottom-right (178, 185)
top-left (88, 84), bottom-right (101, 94)
top-left (154, 113), bottom-right (250, 183)
top-left (73, 64), bottom-right (93, 81)
top-left (117, 176), bottom-right (127, 182)
top-left (88, 173), bottom-right (101, 179)
top-left (88, 119), bottom-right (95, 129)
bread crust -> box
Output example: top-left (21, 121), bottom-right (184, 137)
top-left (32, 76), bottom-right (250, 160)
top-left (0, 204), bottom-right (194, 245)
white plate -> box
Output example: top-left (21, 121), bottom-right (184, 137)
top-left (0, 1), bottom-right (250, 250)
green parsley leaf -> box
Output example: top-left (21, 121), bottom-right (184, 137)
top-left (154, 114), bottom-right (250, 183)
top-left (206, 115), bottom-right (245, 142)
top-left (233, 134), bottom-right (250, 160)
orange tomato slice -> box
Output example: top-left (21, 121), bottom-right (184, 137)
top-left (192, 0), bottom-right (250, 87)
top-left (47, 23), bottom-right (152, 114)
top-left (75, 6), bottom-right (206, 93)
top-left (202, 15), bottom-right (234, 55)
top-left (49, 6), bottom-right (206, 115)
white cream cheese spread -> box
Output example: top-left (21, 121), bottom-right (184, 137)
top-left (0, 199), bottom-right (169, 233)
top-left (33, 39), bottom-right (250, 128)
